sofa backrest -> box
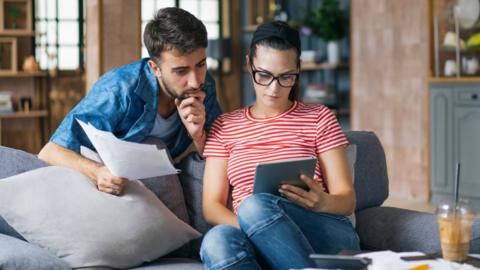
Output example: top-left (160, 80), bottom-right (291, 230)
top-left (345, 131), bottom-right (389, 211)
top-left (0, 131), bottom-right (389, 216)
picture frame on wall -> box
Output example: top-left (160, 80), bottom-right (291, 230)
top-left (0, 37), bottom-right (17, 74)
top-left (0, 0), bottom-right (32, 34)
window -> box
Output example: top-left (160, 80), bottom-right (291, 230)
top-left (141, 0), bottom-right (230, 72)
top-left (34, 0), bottom-right (84, 71)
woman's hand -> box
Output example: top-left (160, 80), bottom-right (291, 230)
top-left (278, 174), bottom-right (327, 212)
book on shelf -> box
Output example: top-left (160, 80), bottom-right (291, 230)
top-left (303, 83), bottom-right (335, 106)
top-left (0, 92), bottom-right (13, 113)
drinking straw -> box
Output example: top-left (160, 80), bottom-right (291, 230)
top-left (454, 163), bottom-right (460, 208)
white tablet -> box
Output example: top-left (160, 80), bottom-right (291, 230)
top-left (252, 157), bottom-right (317, 195)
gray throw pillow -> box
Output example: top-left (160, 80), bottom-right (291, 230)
top-left (0, 234), bottom-right (70, 270)
top-left (0, 166), bottom-right (201, 269)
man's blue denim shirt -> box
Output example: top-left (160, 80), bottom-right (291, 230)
top-left (50, 58), bottom-right (222, 158)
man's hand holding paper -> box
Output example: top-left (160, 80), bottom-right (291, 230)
top-left (76, 119), bottom-right (180, 195)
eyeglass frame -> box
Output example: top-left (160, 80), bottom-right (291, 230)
top-left (250, 63), bottom-right (299, 88)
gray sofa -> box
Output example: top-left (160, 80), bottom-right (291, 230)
top-left (0, 131), bottom-right (479, 269)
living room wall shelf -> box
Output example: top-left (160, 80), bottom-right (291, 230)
top-left (0, 71), bottom-right (47, 77)
top-left (0, 109), bottom-right (48, 119)
top-left (0, 30), bottom-right (35, 37)
top-left (429, 77), bottom-right (480, 83)
top-left (301, 62), bottom-right (349, 71)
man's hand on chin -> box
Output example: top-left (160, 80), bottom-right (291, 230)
top-left (176, 90), bottom-right (206, 139)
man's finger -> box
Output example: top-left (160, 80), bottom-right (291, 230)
top-left (111, 177), bottom-right (127, 186)
top-left (99, 181), bottom-right (122, 191)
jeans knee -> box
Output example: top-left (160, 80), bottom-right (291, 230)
top-left (237, 194), bottom-right (283, 234)
top-left (200, 224), bottom-right (254, 269)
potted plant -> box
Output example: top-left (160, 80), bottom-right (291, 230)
top-left (304, 0), bottom-right (348, 64)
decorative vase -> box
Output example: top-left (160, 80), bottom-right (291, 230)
top-left (327, 41), bottom-right (340, 64)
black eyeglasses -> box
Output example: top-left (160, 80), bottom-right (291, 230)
top-left (250, 63), bottom-right (299, 88)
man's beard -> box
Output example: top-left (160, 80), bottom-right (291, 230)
top-left (161, 78), bottom-right (204, 101)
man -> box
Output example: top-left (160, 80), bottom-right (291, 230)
top-left (38, 7), bottom-right (222, 196)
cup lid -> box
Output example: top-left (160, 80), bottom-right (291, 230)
top-left (436, 199), bottom-right (475, 217)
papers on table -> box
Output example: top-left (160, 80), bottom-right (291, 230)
top-left (355, 250), bottom-right (479, 270)
top-left (77, 119), bottom-right (180, 179)
top-left (297, 251), bottom-right (480, 270)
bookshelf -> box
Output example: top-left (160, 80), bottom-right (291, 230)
top-left (0, 0), bottom-right (50, 153)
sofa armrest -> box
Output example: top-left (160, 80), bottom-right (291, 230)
top-left (0, 146), bottom-right (47, 179)
top-left (356, 206), bottom-right (480, 254)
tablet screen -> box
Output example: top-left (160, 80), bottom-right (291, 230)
top-left (253, 157), bottom-right (317, 195)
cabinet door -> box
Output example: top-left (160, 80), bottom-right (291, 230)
top-left (453, 105), bottom-right (480, 198)
top-left (430, 86), bottom-right (453, 195)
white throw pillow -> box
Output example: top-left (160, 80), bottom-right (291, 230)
top-left (0, 166), bottom-right (201, 269)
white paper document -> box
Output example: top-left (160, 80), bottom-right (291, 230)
top-left (77, 119), bottom-right (180, 179)
top-left (354, 250), bottom-right (479, 270)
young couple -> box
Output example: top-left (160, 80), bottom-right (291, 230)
top-left (39, 7), bottom-right (359, 270)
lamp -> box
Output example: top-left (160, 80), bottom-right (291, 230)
top-left (207, 37), bottom-right (232, 109)
top-left (207, 38), bottom-right (232, 71)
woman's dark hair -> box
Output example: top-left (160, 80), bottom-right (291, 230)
top-left (248, 21), bottom-right (301, 101)
top-left (143, 7), bottom-right (207, 62)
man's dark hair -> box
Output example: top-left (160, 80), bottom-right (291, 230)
top-left (143, 7), bottom-right (207, 61)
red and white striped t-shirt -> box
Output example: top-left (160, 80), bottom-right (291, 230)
top-left (203, 101), bottom-right (348, 212)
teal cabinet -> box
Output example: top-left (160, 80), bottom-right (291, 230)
top-left (430, 84), bottom-right (480, 208)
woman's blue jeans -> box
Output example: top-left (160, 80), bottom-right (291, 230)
top-left (200, 193), bottom-right (360, 270)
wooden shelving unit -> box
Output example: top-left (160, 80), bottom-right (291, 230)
top-left (301, 62), bottom-right (349, 71)
top-left (0, 0), bottom-right (50, 153)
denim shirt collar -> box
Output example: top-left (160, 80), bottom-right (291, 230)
top-left (122, 59), bottom-right (160, 143)
top-left (136, 60), bottom-right (159, 106)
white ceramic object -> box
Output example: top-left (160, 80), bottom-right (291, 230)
top-left (444, 60), bottom-right (458, 76)
top-left (327, 41), bottom-right (340, 64)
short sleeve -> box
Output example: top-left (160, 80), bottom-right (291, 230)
top-left (315, 107), bottom-right (348, 155)
top-left (50, 87), bottom-right (125, 153)
top-left (203, 117), bottom-right (229, 158)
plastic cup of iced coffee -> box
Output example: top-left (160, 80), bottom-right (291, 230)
top-left (436, 200), bottom-right (475, 262)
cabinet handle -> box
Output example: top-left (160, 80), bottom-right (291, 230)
top-left (473, 94), bottom-right (478, 100)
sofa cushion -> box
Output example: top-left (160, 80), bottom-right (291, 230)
top-left (0, 234), bottom-right (70, 270)
top-left (131, 258), bottom-right (204, 270)
top-left (177, 152), bottom-right (211, 236)
top-left (345, 131), bottom-right (389, 211)
top-left (0, 166), bottom-right (201, 269)
top-left (0, 146), bottom-right (47, 179)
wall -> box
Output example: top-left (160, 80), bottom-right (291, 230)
top-left (351, 0), bottom-right (430, 200)
top-left (85, 0), bottom-right (141, 92)
top-left (211, 0), bottom-right (242, 112)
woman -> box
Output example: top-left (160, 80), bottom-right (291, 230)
top-left (200, 21), bottom-right (359, 270)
